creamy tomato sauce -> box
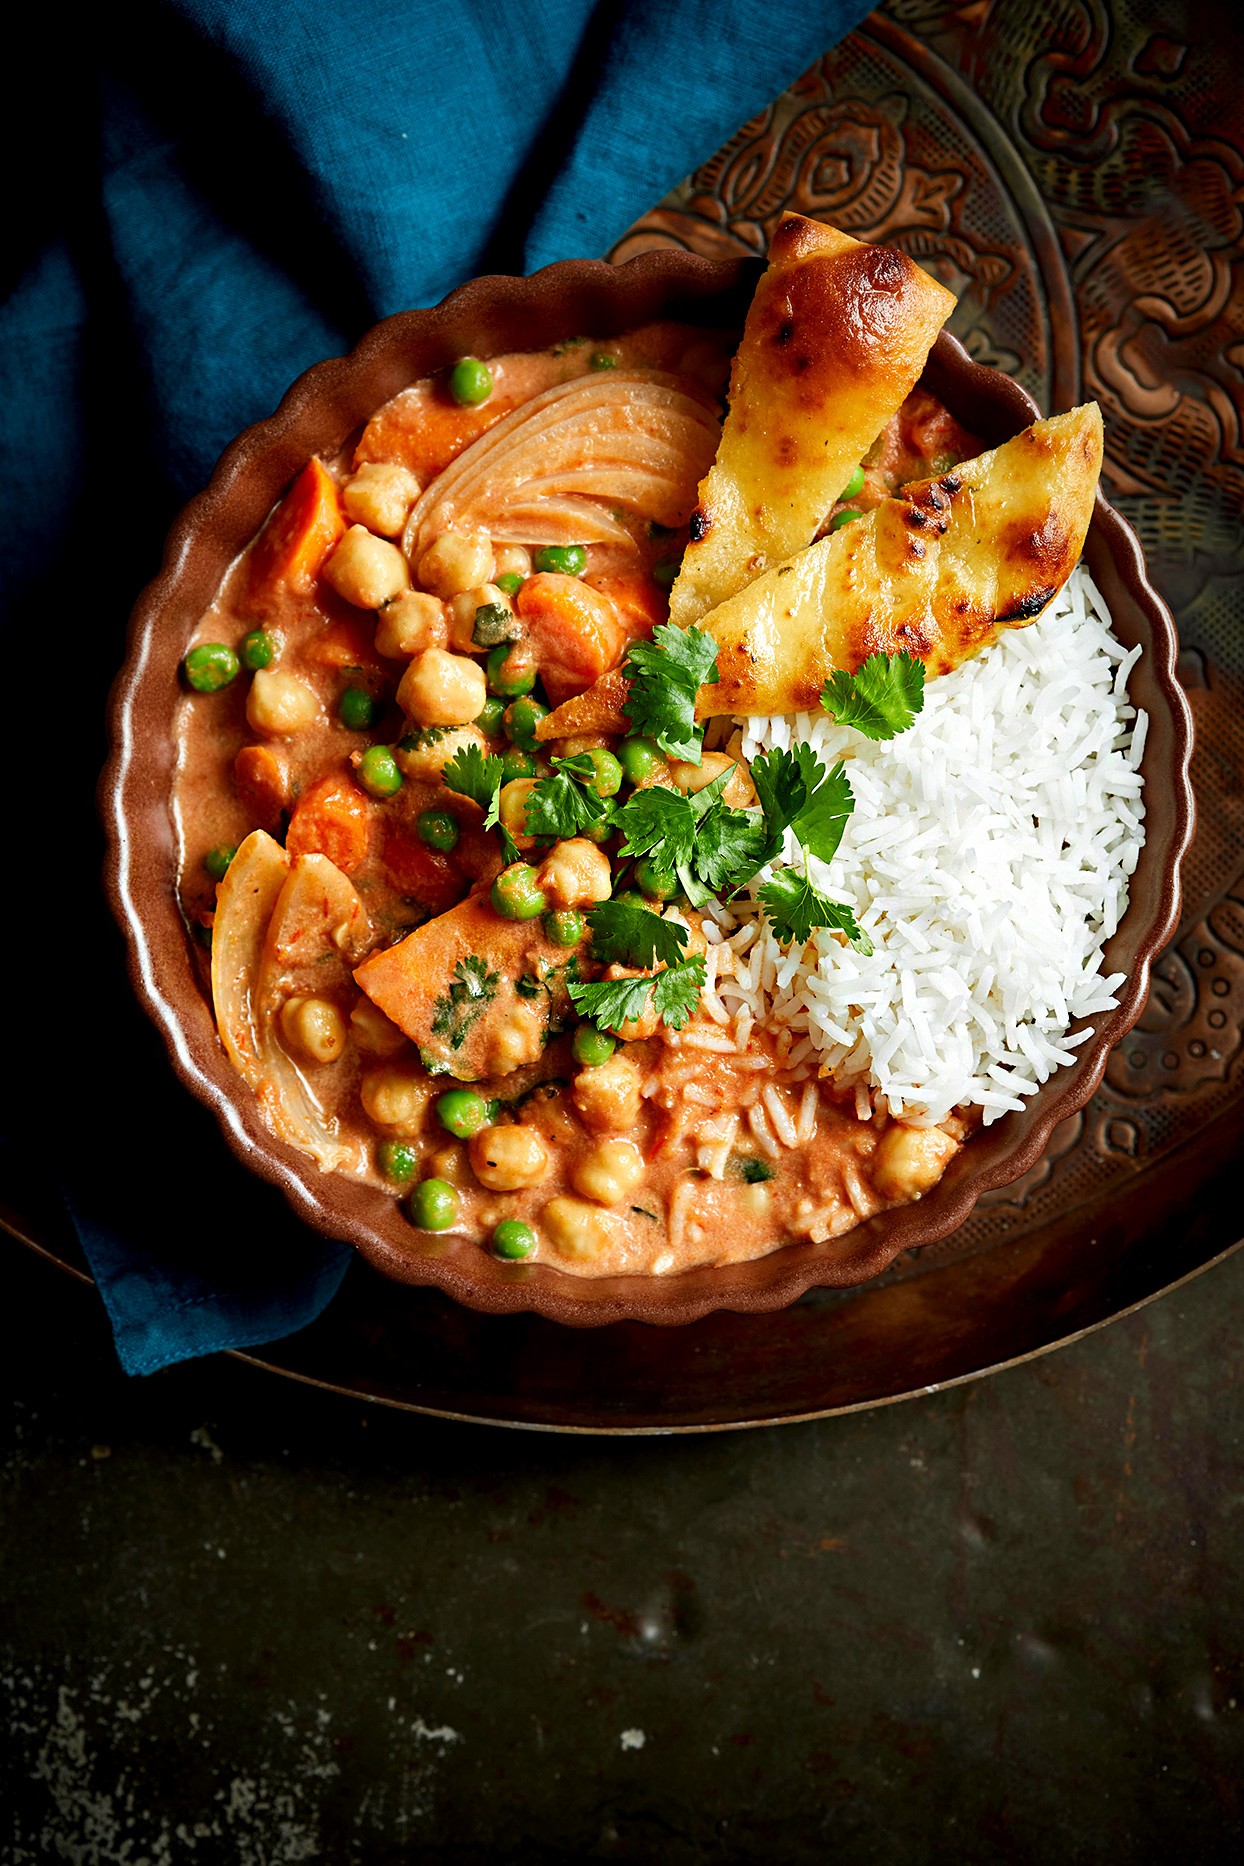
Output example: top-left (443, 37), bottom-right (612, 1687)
top-left (173, 322), bottom-right (974, 1278)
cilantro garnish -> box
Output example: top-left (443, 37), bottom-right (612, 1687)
top-left (820, 650), bottom-right (925, 739)
top-left (622, 623), bottom-right (719, 763)
top-left (750, 745), bottom-right (855, 866)
top-left (612, 770), bottom-right (764, 906)
top-left (441, 741), bottom-right (521, 864)
top-left (430, 956), bottom-right (501, 1050)
top-left (523, 756), bottom-right (610, 841)
top-left (757, 870), bottom-right (872, 953)
top-left (569, 958), bottom-right (707, 1035)
top-left (585, 898), bottom-right (689, 969)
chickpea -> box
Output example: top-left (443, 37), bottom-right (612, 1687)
top-left (324, 524), bottom-right (411, 609)
top-left (349, 998), bottom-right (407, 1058)
top-left (278, 995), bottom-right (346, 1064)
top-left (498, 778), bottom-right (538, 849)
top-left (397, 648), bottom-right (488, 727)
top-left (246, 668), bottom-right (320, 737)
top-left (342, 462), bottom-right (422, 537)
top-left (360, 1064), bottom-right (433, 1135)
top-left (374, 591), bottom-right (447, 660)
top-left (548, 733), bottom-right (609, 761)
top-left (493, 544), bottom-right (532, 581)
top-left (418, 530), bottom-right (495, 598)
top-left (469, 1122), bottom-right (550, 1192)
top-left (572, 1138), bottom-right (645, 1207)
top-left (447, 583), bottom-right (513, 653)
top-left (428, 1142), bottom-right (469, 1186)
top-left (541, 1195), bottom-right (611, 1264)
top-left (537, 838), bottom-right (612, 909)
top-left (394, 724), bottom-right (486, 782)
top-left (481, 1001), bottom-right (545, 1076)
top-left (669, 750), bottom-right (755, 808)
top-left (572, 1052), bottom-right (643, 1133)
top-left (871, 1123), bottom-right (959, 1203)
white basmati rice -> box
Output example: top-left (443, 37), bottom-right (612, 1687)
top-left (712, 565), bottom-right (1146, 1126)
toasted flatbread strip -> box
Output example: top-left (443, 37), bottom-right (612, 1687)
top-left (534, 404), bottom-right (1103, 735)
top-left (666, 213), bottom-right (956, 630)
top-left (700, 403), bottom-right (1104, 716)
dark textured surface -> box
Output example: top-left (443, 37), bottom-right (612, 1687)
top-left (3, 1239), bottom-right (1243, 1860)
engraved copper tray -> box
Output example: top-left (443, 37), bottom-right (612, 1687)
top-left (7, 4), bottom-right (1242, 1425)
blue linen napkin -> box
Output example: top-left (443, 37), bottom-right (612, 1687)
top-left (2, 0), bottom-right (870, 1374)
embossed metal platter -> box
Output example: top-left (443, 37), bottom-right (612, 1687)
top-left (9, 5), bottom-right (1242, 1426)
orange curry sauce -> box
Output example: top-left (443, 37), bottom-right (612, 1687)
top-left (173, 325), bottom-right (979, 1277)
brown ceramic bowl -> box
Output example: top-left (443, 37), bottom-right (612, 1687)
top-left (101, 249), bottom-right (1194, 1327)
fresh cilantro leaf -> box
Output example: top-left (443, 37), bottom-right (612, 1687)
top-left (569, 955), bottom-right (706, 1035)
top-left (820, 650), bottom-right (925, 739)
top-left (523, 757), bottom-right (609, 841)
top-left (651, 959), bottom-right (707, 1030)
top-left (757, 870), bottom-right (872, 953)
top-left (694, 806), bottom-right (770, 896)
top-left (749, 743), bottom-right (855, 865)
top-left (430, 956), bottom-right (501, 1050)
top-left (441, 740), bottom-right (521, 863)
top-left (442, 741), bottom-right (505, 818)
top-left (791, 758), bottom-right (855, 865)
top-left (612, 767), bottom-right (767, 904)
top-left (622, 623), bottom-right (720, 763)
top-left (586, 899), bottom-right (688, 969)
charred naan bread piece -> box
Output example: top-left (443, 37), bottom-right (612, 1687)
top-left (535, 404), bottom-right (1103, 735)
top-left (667, 213), bottom-right (956, 631)
top-left (699, 403), bottom-right (1104, 717)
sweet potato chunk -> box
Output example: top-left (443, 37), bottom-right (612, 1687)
top-left (286, 772), bottom-right (372, 874)
top-left (245, 459), bottom-right (345, 614)
top-left (354, 895), bottom-right (581, 1081)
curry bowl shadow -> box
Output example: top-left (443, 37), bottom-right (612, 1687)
top-left (101, 250), bottom-right (1195, 1327)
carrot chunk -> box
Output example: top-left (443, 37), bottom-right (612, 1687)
top-left (302, 614), bottom-right (385, 672)
top-left (234, 744), bottom-right (291, 828)
top-left (584, 573), bottom-right (667, 644)
top-left (285, 772), bottom-right (372, 874)
top-left (381, 825), bottom-right (468, 913)
top-left (246, 460), bottom-right (345, 613)
top-left (515, 573), bottom-right (629, 708)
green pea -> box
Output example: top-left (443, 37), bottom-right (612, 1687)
top-left (491, 864), bottom-right (547, 921)
top-left (573, 1025), bottom-right (617, 1068)
top-left (448, 356), bottom-right (493, 406)
top-left (589, 351), bottom-right (617, 371)
top-left (418, 810), bottom-right (460, 853)
top-left (354, 746), bottom-right (404, 798)
top-left (499, 747), bottom-right (536, 784)
top-left (582, 819), bottom-right (613, 846)
top-left (475, 696), bottom-right (507, 737)
top-left (377, 1140), bottom-right (418, 1184)
top-left (357, 745), bottom-right (403, 798)
top-left (617, 736), bottom-right (662, 784)
top-left (494, 571), bottom-right (525, 598)
top-left (611, 889), bottom-right (649, 915)
top-left (435, 1088), bottom-right (491, 1139)
top-left (543, 908), bottom-right (584, 947)
top-left (634, 856), bottom-right (679, 901)
top-left (829, 508), bottom-right (862, 532)
top-left (652, 560), bottom-right (679, 589)
top-left (741, 1157), bottom-right (777, 1184)
top-left (471, 602), bottom-right (519, 648)
top-left (339, 685), bottom-right (380, 730)
top-left (239, 629), bottom-right (277, 671)
top-left (204, 844), bottom-right (238, 882)
top-left (408, 1177), bottom-right (460, 1230)
top-left (532, 545), bottom-right (586, 577)
top-left (487, 643), bottom-right (537, 698)
top-left (504, 697), bottom-right (548, 752)
top-left (839, 464), bottom-right (866, 501)
top-left (492, 1219), bottom-right (537, 1259)
top-left (582, 747), bottom-right (623, 798)
top-left (184, 643), bottom-right (239, 693)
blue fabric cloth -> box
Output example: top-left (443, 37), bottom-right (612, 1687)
top-left (2, 0), bottom-right (870, 1374)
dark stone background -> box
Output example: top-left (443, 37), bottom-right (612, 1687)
top-left (3, 1240), bottom-right (1241, 1861)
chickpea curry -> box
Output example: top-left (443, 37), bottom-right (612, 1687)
top-left (175, 214), bottom-right (1103, 1277)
